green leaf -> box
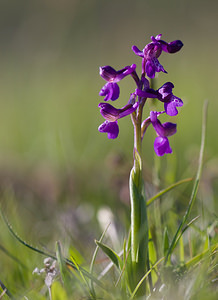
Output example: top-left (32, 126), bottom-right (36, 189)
top-left (129, 167), bottom-right (141, 263)
top-left (0, 279), bottom-right (13, 298)
top-left (95, 240), bottom-right (121, 269)
top-left (129, 151), bottom-right (151, 291)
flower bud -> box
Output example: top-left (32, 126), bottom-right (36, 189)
top-left (167, 40), bottom-right (183, 53)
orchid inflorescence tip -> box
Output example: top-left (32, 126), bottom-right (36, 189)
top-left (98, 34), bottom-right (183, 156)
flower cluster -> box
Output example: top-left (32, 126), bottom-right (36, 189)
top-left (98, 34), bottom-right (183, 156)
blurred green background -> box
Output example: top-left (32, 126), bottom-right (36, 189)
top-left (0, 0), bottom-right (217, 254)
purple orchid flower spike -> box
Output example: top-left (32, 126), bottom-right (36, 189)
top-left (99, 64), bottom-right (136, 101)
top-left (150, 111), bottom-right (177, 156)
top-left (158, 82), bottom-right (183, 116)
top-left (98, 98), bottom-right (139, 139)
top-left (132, 34), bottom-right (183, 78)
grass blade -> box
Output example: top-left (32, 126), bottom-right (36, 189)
top-left (175, 215), bottom-right (200, 248)
top-left (0, 206), bottom-right (51, 257)
top-left (0, 280), bottom-right (13, 298)
top-left (146, 177), bottom-right (192, 207)
top-left (164, 100), bottom-right (208, 264)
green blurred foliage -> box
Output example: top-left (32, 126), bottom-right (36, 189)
top-left (0, 2), bottom-right (217, 297)
top-left (0, 0), bottom-right (217, 167)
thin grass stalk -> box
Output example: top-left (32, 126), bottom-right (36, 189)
top-left (164, 100), bottom-right (208, 264)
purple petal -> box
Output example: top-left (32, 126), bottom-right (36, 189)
top-left (118, 102), bottom-right (139, 119)
top-left (145, 58), bottom-right (166, 78)
top-left (116, 64), bottom-right (136, 81)
top-left (99, 82), bottom-right (120, 101)
top-left (153, 57), bottom-right (167, 73)
top-left (99, 101), bottom-right (139, 122)
top-left (158, 82), bottom-right (183, 116)
top-left (99, 65), bottom-right (136, 83)
top-left (158, 41), bottom-right (168, 52)
top-left (145, 60), bottom-right (155, 78)
top-left (135, 88), bottom-right (158, 99)
top-left (153, 118), bottom-right (177, 137)
top-left (144, 43), bottom-right (162, 59)
top-left (154, 136), bottom-right (172, 156)
top-left (154, 34), bottom-right (162, 41)
top-left (99, 66), bottom-right (117, 82)
top-left (161, 122), bottom-right (177, 136)
top-left (132, 45), bottom-right (144, 57)
top-left (98, 102), bottom-right (120, 121)
top-left (98, 121), bottom-right (119, 139)
top-left (158, 82), bottom-right (174, 99)
top-left (150, 111), bottom-right (177, 137)
top-left (164, 96), bottom-right (183, 116)
top-left (151, 35), bottom-right (169, 52)
top-left (150, 35), bottom-right (183, 54)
